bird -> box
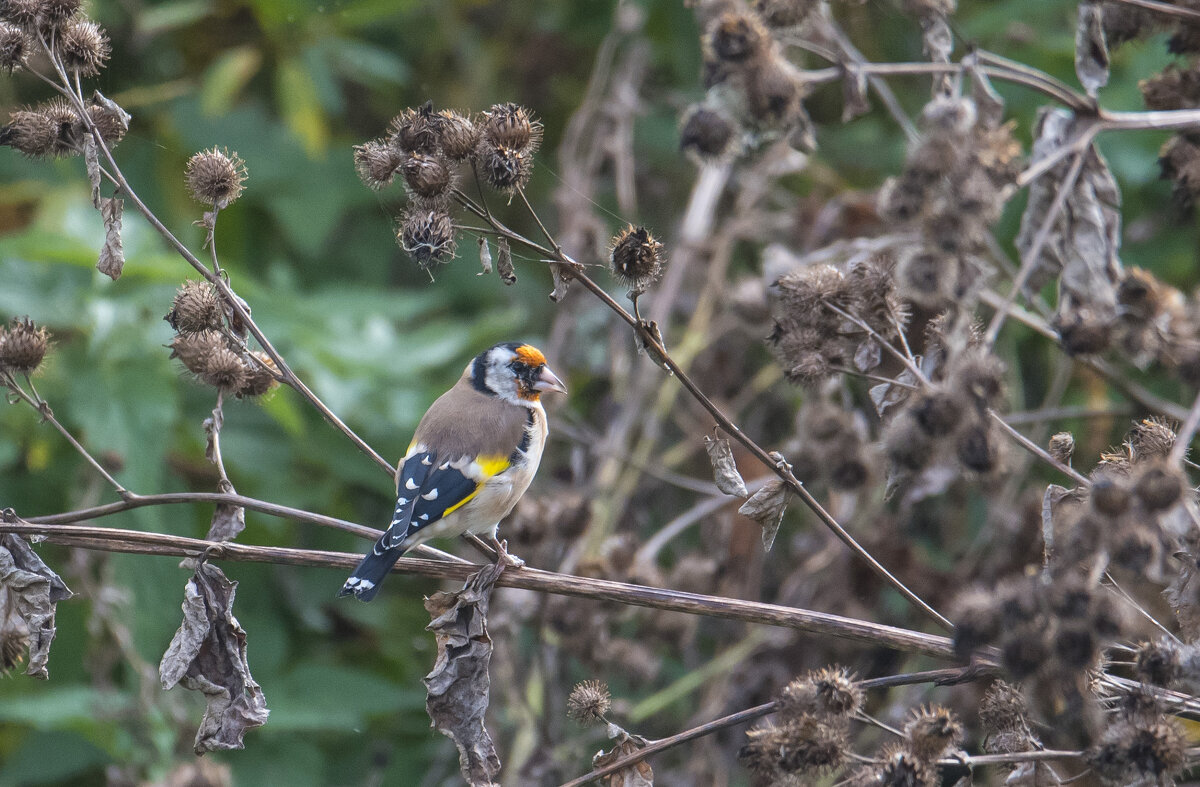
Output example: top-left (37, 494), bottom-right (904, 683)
top-left (339, 342), bottom-right (567, 601)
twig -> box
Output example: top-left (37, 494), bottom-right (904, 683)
top-left (1170, 387), bottom-right (1200, 464)
top-left (989, 411), bottom-right (1091, 487)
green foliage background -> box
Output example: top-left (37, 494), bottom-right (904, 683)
top-left (0, 0), bottom-right (1195, 784)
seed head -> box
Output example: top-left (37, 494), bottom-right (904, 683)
top-left (744, 58), bottom-right (801, 127)
top-left (566, 679), bottom-right (611, 726)
top-left (57, 19), bottom-right (109, 77)
top-left (979, 681), bottom-right (1029, 735)
top-left (169, 330), bottom-right (225, 376)
top-left (952, 589), bottom-right (1001, 658)
top-left (867, 743), bottom-right (937, 786)
top-left (1142, 64), bottom-right (1200, 112)
top-left (1054, 306), bottom-right (1113, 356)
top-left (1048, 431), bottom-right (1075, 464)
top-left (999, 626), bottom-right (1050, 679)
top-left (87, 100), bottom-right (129, 147)
top-left (679, 105), bottom-right (736, 161)
top-left (609, 225), bottom-right (665, 295)
top-left (1090, 475), bottom-right (1131, 517)
top-left (185, 148), bottom-right (247, 208)
top-left (948, 352), bottom-right (1005, 412)
top-left (398, 207), bottom-right (456, 268)
top-left (884, 413), bottom-right (934, 472)
top-left (0, 22), bottom-right (26, 71)
top-left (477, 139), bottom-right (533, 193)
top-left (200, 346), bottom-right (247, 391)
top-left (353, 138), bottom-right (402, 190)
top-left (777, 666), bottom-right (862, 721)
top-left (956, 420), bottom-right (998, 473)
top-left (904, 705), bottom-right (963, 762)
top-left (752, 0), bottom-right (816, 27)
top-left (236, 352), bottom-right (278, 399)
top-left (165, 280), bottom-right (223, 334)
top-left (1127, 417), bottom-right (1178, 462)
top-left (1135, 639), bottom-right (1181, 687)
top-left (829, 450), bottom-right (869, 490)
top-left (436, 109), bottom-right (479, 160)
top-left (911, 390), bottom-right (963, 438)
top-left (1053, 623), bottom-right (1099, 670)
top-left (1133, 462), bottom-right (1185, 511)
top-left (740, 717), bottom-right (848, 778)
top-left (481, 102), bottom-right (542, 153)
top-left (1087, 718), bottom-right (1186, 786)
top-left (0, 0), bottom-right (41, 28)
top-left (3, 99), bottom-right (79, 158)
top-left (0, 316), bottom-right (49, 373)
top-left (706, 11), bottom-right (770, 64)
top-left (401, 152), bottom-right (453, 200)
top-left (37, 0), bottom-right (79, 27)
top-left (390, 103), bottom-right (442, 155)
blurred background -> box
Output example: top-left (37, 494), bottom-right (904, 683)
top-left (0, 0), bottom-right (1197, 784)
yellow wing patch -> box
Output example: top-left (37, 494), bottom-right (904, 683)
top-left (441, 454), bottom-right (511, 516)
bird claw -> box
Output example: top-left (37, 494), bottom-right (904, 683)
top-left (492, 538), bottom-right (525, 569)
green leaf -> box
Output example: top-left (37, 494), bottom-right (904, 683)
top-left (276, 57), bottom-right (329, 156)
top-left (201, 45), bottom-right (264, 116)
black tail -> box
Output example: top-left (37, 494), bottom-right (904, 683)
top-left (339, 545), bottom-right (403, 601)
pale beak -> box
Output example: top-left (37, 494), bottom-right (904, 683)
top-left (533, 365), bottom-right (568, 395)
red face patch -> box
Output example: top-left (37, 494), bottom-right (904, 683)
top-left (515, 345), bottom-right (546, 367)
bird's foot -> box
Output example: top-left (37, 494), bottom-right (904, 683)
top-left (490, 537), bottom-right (525, 569)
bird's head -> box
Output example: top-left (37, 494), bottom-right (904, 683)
top-left (471, 342), bottom-right (567, 404)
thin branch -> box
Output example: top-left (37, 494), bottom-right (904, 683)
top-left (990, 411), bottom-right (1091, 487)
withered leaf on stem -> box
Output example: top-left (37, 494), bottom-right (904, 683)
top-left (738, 479), bottom-right (790, 552)
top-left (635, 320), bottom-right (672, 374)
top-left (0, 532), bottom-right (73, 679)
top-left (477, 237), bottom-right (492, 276)
top-left (592, 723), bottom-right (654, 787)
top-left (1074, 1), bottom-right (1109, 97)
top-left (84, 136), bottom-right (101, 208)
top-left (703, 435), bottom-right (748, 497)
top-left (97, 195), bottom-right (125, 280)
top-left (424, 559), bottom-right (505, 786)
top-left (841, 66), bottom-right (869, 123)
top-left (496, 237), bottom-right (516, 285)
top-left (549, 260), bottom-right (573, 302)
top-left (207, 481), bottom-right (246, 542)
top-left (160, 561), bottom-right (268, 754)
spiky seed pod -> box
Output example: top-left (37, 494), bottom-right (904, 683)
top-left (0, 22), bottom-right (26, 71)
top-left (769, 323), bottom-right (840, 386)
top-left (0, 0), bottom-right (40, 28)
top-left (1088, 718), bottom-right (1186, 786)
top-left (999, 627), bottom-right (1049, 679)
top-left (38, 0), bottom-right (80, 27)
top-left (353, 138), bottom-right (402, 190)
top-left (1133, 462), bottom-right (1185, 511)
top-left (868, 744), bottom-right (937, 786)
top-left (1054, 623), bottom-right (1099, 670)
top-left (829, 450), bottom-right (869, 490)
top-left (198, 346), bottom-right (247, 391)
top-left (165, 280), bottom-right (223, 333)
top-left (1048, 431), bottom-right (1075, 464)
top-left (752, 0), bottom-right (816, 27)
top-left (477, 139), bottom-right (533, 193)
top-left (1141, 64), bottom-right (1200, 112)
top-left (1104, 2), bottom-right (1156, 48)
top-left (911, 391), bottom-right (963, 438)
top-left (679, 105), bottom-right (736, 160)
top-left (609, 225), bottom-right (665, 294)
top-left (895, 247), bottom-right (952, 307)
top-left (1127, 417), bottom-right (1178, 462)
top-left (236, 352), bottom-right (278, 399)
top-left (185, 148), bottom-right (247, 208)
top-left (436, 110), bottom-right (479, 160)
top-left (776, 263), bottom-right (851, 314)
top-left (1135, 639), bottom-right (1181, 687)
top-left (168, 329), bottom-right (225, 375)
top-left (2, 99), bottom-right (79, 158)
top-left (979, 681), bottom-right (1030, 734)
top-left (389, 104), bottom-right (441, 155)
top-left (87, 101), bottom-right (129, 146)
top-left (565, 679), bottom-right (610, 726)
top-left (952, 589), bottom-right (1001, 658)
top-left (1054, 306), bottom-right (1113, 355)
top-left (1090, 476), bottom-right (1131, 517)
top-left (400, 152), bottom-right (452, 200)
top-left (706, 11), bottom-right (770, 63)
top-left (481, 102), bottom-right (542, 153)
top-left (398, 207), bottom-right (456, 268)
top-left (777, 667), bottom-right (862, 721)
top-left (0, 316), bottom-right (49, 373)
top-left (956, 420), bottom-right (997, 473)
top-left (1114, 525), bottom-right (1160, 574)
top-left (949, 352), bottom-right (1005, 411)
top-left (904, 705), bottom-right (963, 762)
top-left (744, 58), bottom-right (801, 127)
top-left (57, 19), bottom-right (109, 76)
top-left (884, 413), bottom-right (933, 472)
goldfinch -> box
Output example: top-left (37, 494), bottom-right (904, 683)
top-left (340, 342), bottom-right (566, 600)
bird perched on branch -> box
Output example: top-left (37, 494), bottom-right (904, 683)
top-left (340, 342), bottom-right (567, 600)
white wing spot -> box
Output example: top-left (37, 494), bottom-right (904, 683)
top-left (418, 513), bottom-right (429, 521)
top-left (421, 456), bottom-right (433, 465)
top-left (396, 497), bottom-right (407, 506)
top-left (421, 488), bottom-right (438, 501)
top-left (439, 461), bottom-right (450, 470)
top-left (405, 477), bottom-right (419, 490)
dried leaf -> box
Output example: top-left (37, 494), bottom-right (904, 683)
top-left (854, 338), bottom-right (882, 372)
top-left (84, 136), bottom-right (101, 208)
top-left (869, 368), bottom-right (917, 419)
top-left (1075, 1), bottom-right (1109, 97)
top-left (592, 723), bottom-right (654, 787)
top-left (424, 560), bottom-right (505, 786)
top-left (97, 196), bottom-right (125, 280)
top-left (92, 91), bottom-right (131, 136)
top-left (842, 66), bottom-right (870, 123)
top-left (549, 261), bottom-right (573, 302)
top-left (738, 479), bottom-right (790, 552)
top-left (966, 55), bottom-right (1005, 128)
top-left (703, 435), bottom-right (748, 497)
top-left (635, 320), bottom-right (672, 373)
top-left (160, 562), bottom-right (269, 753)
top-left (1042, 484), bottom-right (1073, 566)
top-left (0, 533), bottom-right (72, 679)
top-left (496, 237), bottom-right (516, 285)
top-left (920, 13), bottom-right (953, 64)
top-left (477, 237), bottom-right (492, 276)
top-left (207, 481), bottom-right (245, 542)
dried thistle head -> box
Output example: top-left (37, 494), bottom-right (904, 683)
top-left (353, 138), bottom-right (402, 190)
top-left (883, 413), bottom-right (934, 472)
top-left (389, 103), bottom-right (441, 155)
top-left (911, 390), bottom-right (963, 438)
top-left (777, 666), bottom-right (863, 721)
top-left (1135, 639), bottom-right (1181, 687)
top-left (864, 743), bottom-right (937, 786)
top-left (1127, 417), bottom-right (1178, 463)
top-left (743, 57), bottom-right (801, 128)
top-left (1087, 717), bottom-right (1186, 786)
top-left (400, 152), bottom-right (453, 200)
top-left (979, 681), bottom-right (1029, 734)
top-left (0, 0), bottom-right (42, 28)
top-left (768, 322), bottom-right (840, 386)
top-left (1048, 431), bottom-right (1075, 464)
top-left (185, 148), bottom-right (247, 208)
top-left (565, 679), bottom-right (611, 726)
top-left (955, 419), bottom-right (999, 474)
top-left (236, 352), bottom-right (278, 399)
top-left (609, 225), bottom-right (665, 295)
top-left (481, 102), bottom-right (542, 153)
top-left (904, 705), bottom-right (963, 762)
top-left (1089, 475), bottom-right (1131, 518)
top-left (199, 346), bottom-right (247, 391)
top-left (1159, 133), bottom-right (1200, 211)
top-left (3, 99), bottom-right (80, 158)
top-left (398, 207), bottom-right (456, 268)
top-left (0, 316), bottom-right (50, 373)
top-left (169, 329), bottom-right (225, 375)
top-left (1132, 461), bottom-right (1185, 511)
top-left (951, 588), bottom-right (1002, 659)
top-left (164, 280), bottom-right (223, 334)
top-left (894, 246), bottom-right (953, 308)
top-left (0, 22), bottom-right (27, 71)
top-left (1141, 64), bottom-right (1200, 112)
top-left (37, 0), bottom-right (80, 28)
top-left (706, 10), bottom-right (770, 64)
top-left (476, 139), bottom-right (533, 193)
top-left (679, 105), bottom-right (737, 161)
top-left (87, 100), bottom-right (129, 147)
top-left (57, 18), bottom-right (109, 77)
top-left (436, 109), bottom-right (479, 160)
top-left (740, 717), bottom-right (848, 779)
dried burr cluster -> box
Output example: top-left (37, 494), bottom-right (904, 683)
top-left (354, 101), bottom-right (543, 270)
top-left (0, 316), bottom-right (50, 375)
